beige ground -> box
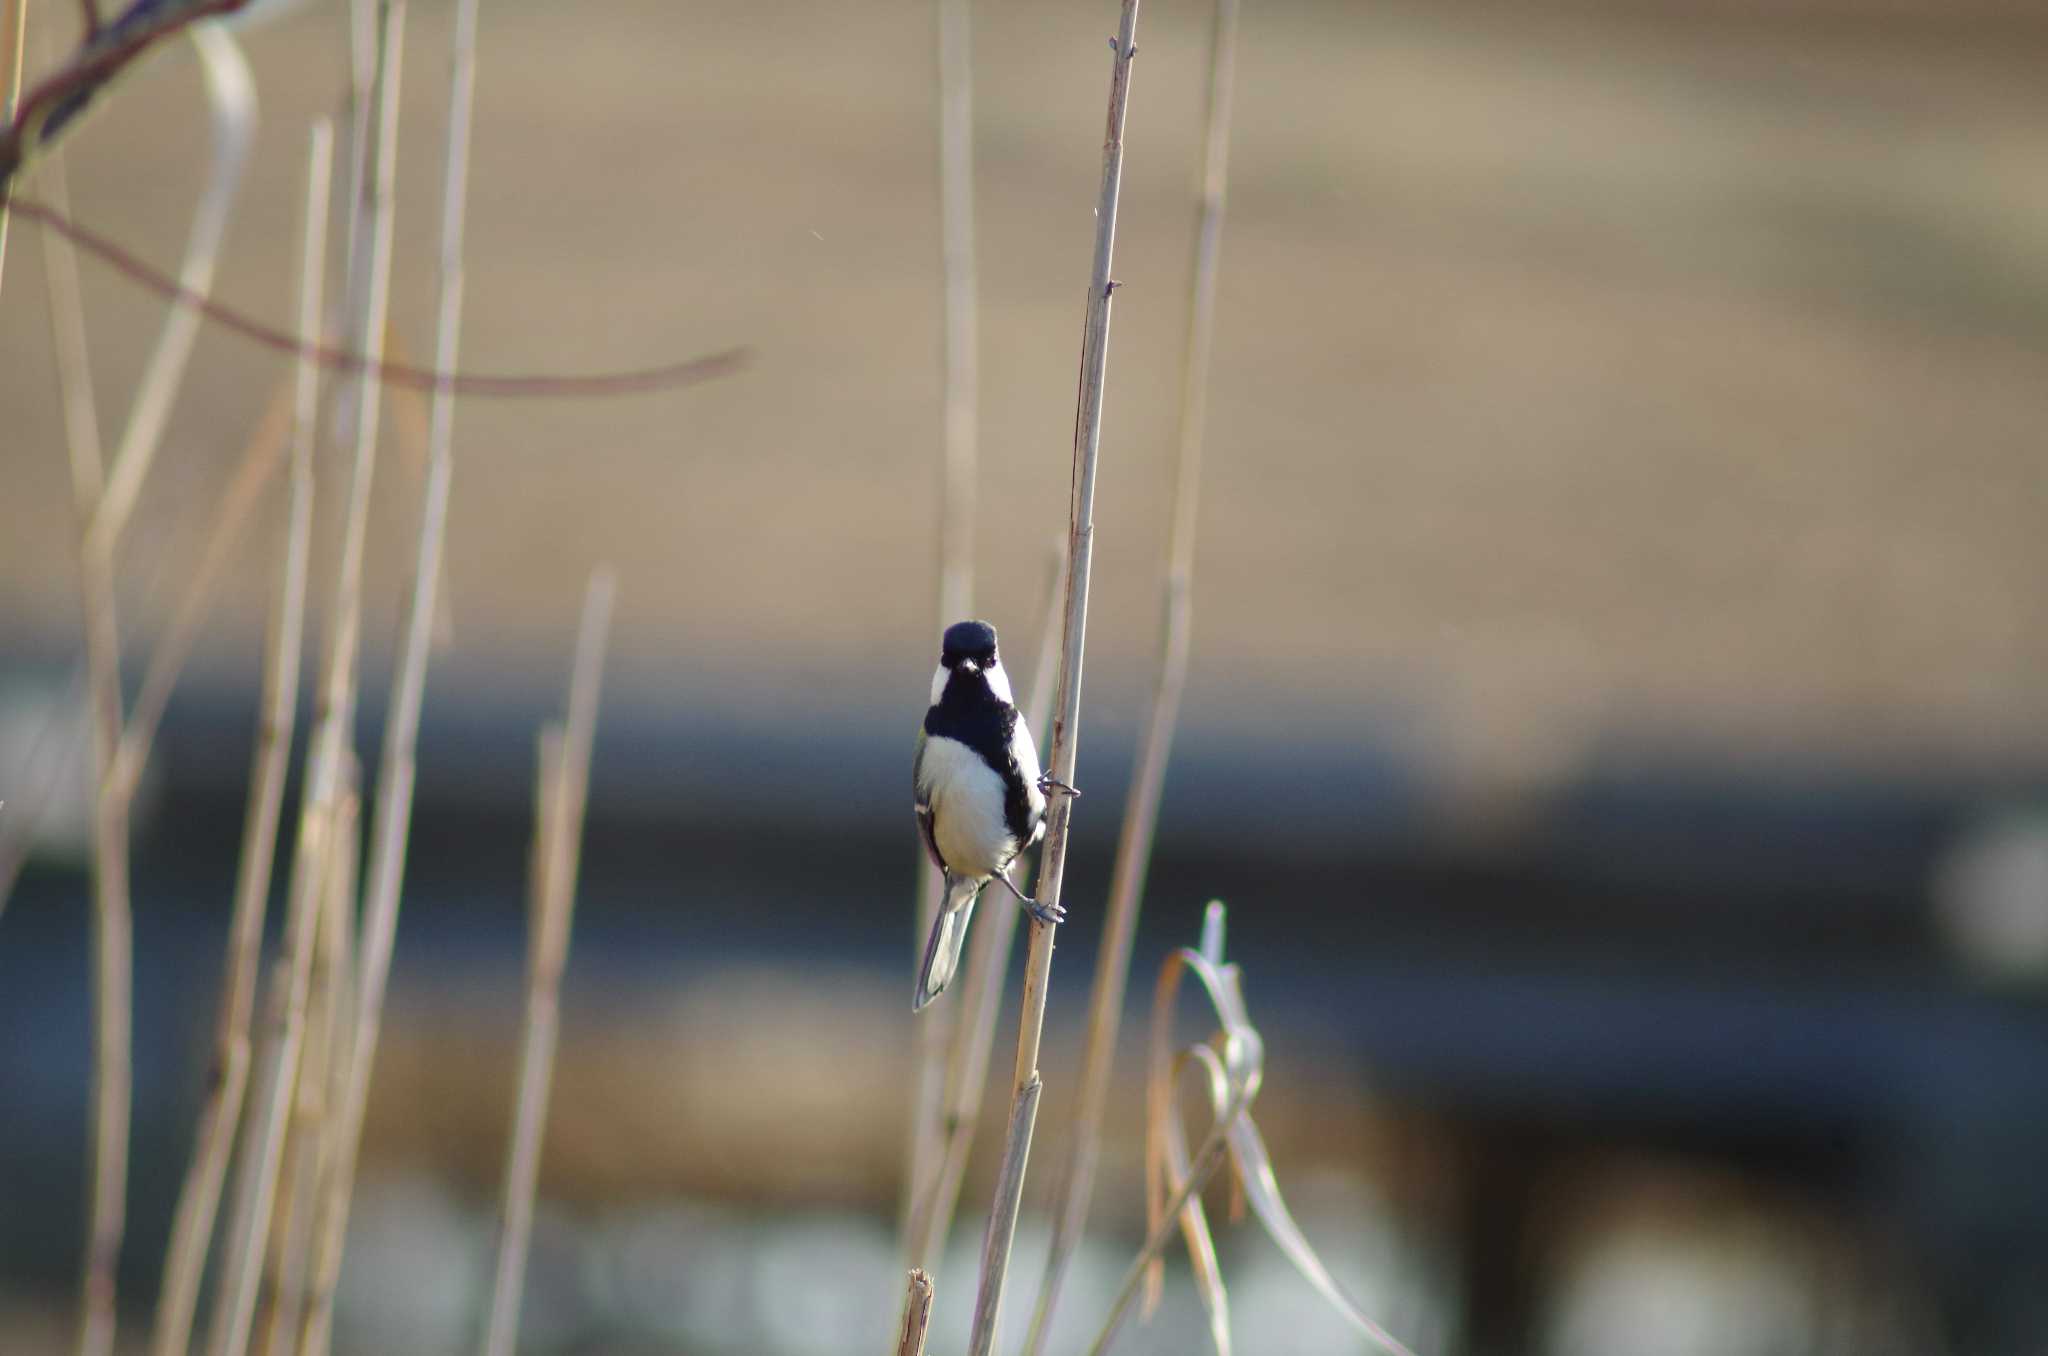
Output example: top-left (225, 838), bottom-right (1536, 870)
top-left (4, 0), bottom-right (2048, 790)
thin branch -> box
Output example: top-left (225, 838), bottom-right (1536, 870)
top-left (480, 569), bottom-right (614, 1356)
top-left (1025, 0), bottom-right (1238, 1345)
top-left (151, 117), bottom-right (330, 1356)
top-left (0, 0), bottom-right (252, 186)
top-left (965, 10), bottom-right (1143, 1354)
top-left (904, 541), bottom-right (1062, 1270)
top-left (902, 0), bottom-right (983, 1267)
top-left (896, 1269), bottom-right (937, 1356)
top-left (37, 118), bottom-right (131, 1356)
top-left (84, 19), bottom-right (256, 563)
top-left (6, 198), bottom-right (751, 398)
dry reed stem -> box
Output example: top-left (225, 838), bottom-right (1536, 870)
top-left (896, 1269), bottom-right (937, 1356)
top-left (35, 125), bottom-right (131, 1356)
top-left (480, 568), bottom-right (614, 1356)
top-left (83, 21), bottom-right (254, 562)
top-left (965, 8), bottom-right (1142, 1352)
top-left (0, 0), bottom-right (27, 296)
top-left (255, 756), bottom-right (359, 1356)
top-left (1024, 1), bottom-right (1237, 1345)
top-left (152, 118), bottom-right (330, 1356)
top-left (905, 542), bottom-right (1062, 1271)
top-left (903, 0), bottom-right (984, 1260)
top-left (291, 9), bottom-right (411, 1352)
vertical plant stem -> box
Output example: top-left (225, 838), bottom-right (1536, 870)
top-left (904, 0), bottom-right (982, 1262)
top-left (896, 1269), bottom-right (937, 1356)
top-left (152, 118), bottom-right (330, 1356)
top-left (905, 543), bottom-right (1061, 1270)
top-left (966, 9), bottom-right (1141, 1353)
top-left (480, 569), bottom-right (614, 1356)
top-left (36, 125), bottom-right (129, 1356)
top-left (288, 8), bottom-right (409, 1354)
top-left (1025, 1), bottom-right (1237, 1346)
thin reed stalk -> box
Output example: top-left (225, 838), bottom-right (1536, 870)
top-left (152, 118), bottom-right (330, 1356)
top-left (903, 0), bottom-right (984, 1263)
top-left (1025, 1), bottom-right (1238, 1346)
top-left (904, 542), bottom-right (1061, 1271)
top-left (965, 9), bottom-right (1143, 1352)
top-left (37, 128), bottom-right (130, 1356)
top-left (289, 7), bottom-right (412, 1352)
top-left (480, 569), bottom-right (614, 1356)
top-left (896, 1269), bottom-right (937, 1356)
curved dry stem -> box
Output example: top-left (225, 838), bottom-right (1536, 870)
top-left (83, 21), bottom-right (255, 563)
top-left (965, 9), bottom-right (1143, 1353)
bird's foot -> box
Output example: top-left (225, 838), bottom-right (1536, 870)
top-left (995, 868), bottom-right (1067, 926)
top-left (1027, 895), bottom-right (1068, 927)
top-left (1037, 773), bottom-right (1081, 799)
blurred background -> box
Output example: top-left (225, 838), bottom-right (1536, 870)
top-left (5, 0), bottom-right (2048, 1351)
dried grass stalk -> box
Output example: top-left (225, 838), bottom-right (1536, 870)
top-left (903, 0), bottom-right (985, 1262)
top-left (1025, 0), bottom-right (1238, 1345)
top-left (479, 568), bottom-right (614, 1356)
top-left (151, 119), bottom-right (331, 1356)
top-left (36, 124), bottom-right (131, 1356)
top-left (896, 1268), bottom-right (937, 1356)
top-left (965, 8), bottom-right (1143, 1352)
top-left (292, 6), bottom-right (414, 1350)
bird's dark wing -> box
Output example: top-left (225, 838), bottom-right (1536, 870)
top-left (912, 729), bottom-right (946, 872)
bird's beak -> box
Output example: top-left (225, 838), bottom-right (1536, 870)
top-left (960, 659), bottom-right (980, 673)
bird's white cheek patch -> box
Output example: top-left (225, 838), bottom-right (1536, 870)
top-left (918, 735), bottom-right (1014, 878)
top-left (929, 664), bottom-right (950, 707)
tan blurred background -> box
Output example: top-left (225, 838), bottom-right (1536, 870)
top-left (4, 0), bottom-right (2048, 1352)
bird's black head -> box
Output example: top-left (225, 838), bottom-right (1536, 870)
top-left (940, 619), bottom-right (999, 672)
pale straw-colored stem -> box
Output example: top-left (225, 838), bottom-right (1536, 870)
top-left (83, 21), bottom-right (255, 563)
top-left (290, 9), bottom-right (410, 1354)
top-left (480, 568), bottom-right (613, 1356)
top-left (37, 128), bottom-right (130, 1356)
top-left (1024, 1), bottom-right (1237, 1346)
top-left (896, 1269), bottom-right (937, 1356)
top-left (965, 9), bottom-right (1142, 1353)
top-left (903, 0), bottom-right (983, 1261)
top-left (904, 543), bottom-right (1061, 1271)
top-left (151, 118), bottom-right (330, 1356)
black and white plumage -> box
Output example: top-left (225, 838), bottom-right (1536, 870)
top-left (912, 619), bottom-right (1057, 1011)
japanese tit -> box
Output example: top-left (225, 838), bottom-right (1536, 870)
top-left (912, 619), bottom-right (1065, 1011)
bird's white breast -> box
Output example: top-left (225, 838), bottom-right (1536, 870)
top-left (918, 734), bottom-right (1015, 879)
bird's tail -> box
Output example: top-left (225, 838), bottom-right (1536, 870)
top-left (913, 875), bottom-right (984, 1012)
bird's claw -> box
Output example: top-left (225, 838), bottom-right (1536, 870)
top-left (1027, 896), bottom-right (1067, 927)
top-left (1037, 773), bottom-right (1080, 799)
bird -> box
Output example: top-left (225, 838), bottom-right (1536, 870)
top-left (912, 619), bottom-right (1067, 1011)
